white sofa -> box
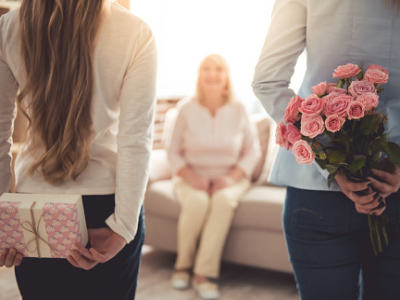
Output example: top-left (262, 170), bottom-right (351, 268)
top-left (143, 116), bottom-right (293, 274)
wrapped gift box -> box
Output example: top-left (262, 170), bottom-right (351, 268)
top-left (0, 193), bottom-right (88, 258)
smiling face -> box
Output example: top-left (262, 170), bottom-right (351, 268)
top-left (198, 58), bottom-right (228, 95)
top-left (196, 54), bottom-right (233, 103)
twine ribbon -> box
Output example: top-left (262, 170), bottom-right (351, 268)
top-left (20, 201), bottom-right (58, 257)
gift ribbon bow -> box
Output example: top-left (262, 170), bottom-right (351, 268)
top-left (20, 201), bottom-right (58, 257)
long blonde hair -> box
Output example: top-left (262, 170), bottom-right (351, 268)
top-left (18, 0), bottom-right (106, 184)
top-left (195, 54), bottom-right (235, 104)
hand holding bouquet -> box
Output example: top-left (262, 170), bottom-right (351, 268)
top-left (276, 63), bottom-right (400, 254)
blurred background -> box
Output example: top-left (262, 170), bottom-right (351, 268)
top-left (0, 1), bottom-right (301, 299)
top-left (0, 0), bottom-right (307, 115)
top-left (129, 0), bottom-right (306, 114)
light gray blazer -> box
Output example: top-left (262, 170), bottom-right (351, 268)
top-left (253, 0), bottom-right (400, 191)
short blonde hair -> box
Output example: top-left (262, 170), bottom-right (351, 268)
top-left (195, 54), bottom-right (235, 104)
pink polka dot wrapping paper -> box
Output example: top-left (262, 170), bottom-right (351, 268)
top-left (0, 201), bottom-right (30, 257)
top-left (0, 193), bottom-right (88, 258)
top-left (42, 202), bottom-right (83, 258)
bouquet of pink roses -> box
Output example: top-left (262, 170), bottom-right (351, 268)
top-left (276, 63), bottom-right (400, 254)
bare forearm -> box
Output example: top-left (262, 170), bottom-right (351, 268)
top-left (227, 166), bottom-right (246, 182)
top-left (176, 166), bottom-right (192, 178)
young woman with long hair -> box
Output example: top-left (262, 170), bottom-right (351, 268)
top-left (0, 1), bottom-right (157, 299)
top-left (167, 54), bottom-right (261, 299)
top-left (253, 0), bottom-right (400, 299)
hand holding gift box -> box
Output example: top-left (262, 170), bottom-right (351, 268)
top-left (0, 193), bottom-right (88, 258)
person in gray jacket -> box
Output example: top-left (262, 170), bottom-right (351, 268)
top-left (253, 0), bottom-right (400, 299)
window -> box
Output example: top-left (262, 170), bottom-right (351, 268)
top-left (130, 0), bottom-right (306, 114)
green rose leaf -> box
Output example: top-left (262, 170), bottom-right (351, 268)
top-left (381, 133), bottom-right (390, 142)
top-left (326, 164), bottom-right (339, 174)
top-left (357, 66), bottom-right (364, 81)
top-left (371, 138), bottom-right (389, 154)
top-left (327, 150), bottom-right (348, 164)
top-left (327, 173), bottom-right (337, 188)
top-left (359, 115), bottom-right (378, 136)
top-left (387, 142), bottom-right (400, 164)
top-left (348, 155), bottom-right (367, 173)
top-left (372, 151), bottom-right (382, 162)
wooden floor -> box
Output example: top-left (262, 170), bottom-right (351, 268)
top-left (0, 246), bottom-right (299, 300)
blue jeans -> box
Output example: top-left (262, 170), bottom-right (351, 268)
top-left (15, 195), bottom-right (145, 300)
top-left (284, 187), bottom-right (400, 300)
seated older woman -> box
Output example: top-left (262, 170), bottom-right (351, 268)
top-left (166, 54), bottom-right (261, 299)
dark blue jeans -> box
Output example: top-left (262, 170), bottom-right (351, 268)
top-left (284, 187), bottom-right (400, 300)
top-left (15, 195), bottom-right (145, 300)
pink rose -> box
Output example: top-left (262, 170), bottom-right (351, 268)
top-left (323, 92), bottom-right (343, 103)
top-left (325, 114), bottom-right (345, 133)
top-left (300, 115), bottom-right (325, 138)
top-left (312, 81), bottom-right (328, 96)
top-left (333, 63), bottom-right (361, 79)
top-left (275, 121), bottom-right (290, 150)
top-left (292, 140), bottom-right (315, 165)
top-left (347, 101), bottom-right (365, 120)
top-left (284, 95), bottom-right (304, 124)
top-left (299, 94), bottom-right (326, 117)
top-left (286, 124), bottom-right (302, 147)
top-left (324, 94), bottom-right (354, 118)
top-left (364, 69), bottom-right (389, 85)
top-left (327, 83), bottom-right (347, 94)
top-left (357, 92), bottom-right (379, 111)
top-left (367, 64), bottom-right (389, 75)
top-left (327, 83), bottom-right (336, 89)
top-left (348, 80), bottom-right (376, 98)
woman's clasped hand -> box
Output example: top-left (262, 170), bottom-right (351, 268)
top-left (67, 228), bottom-right (127, 270)
top-left (0, 227), bottom-right (127, 270)
top-left (335, 172), bottom-right (385, 215)
top-left (0, 248), bottom-right (23, 268)
top-left (178, 166), bottom-right (245, 195)
top-left (367, 166), bottom-right (400, 199)
top-left (335, 164), bottom-right (400, 216)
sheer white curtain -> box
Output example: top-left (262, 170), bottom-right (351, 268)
top-left (130, 0), bottom-right (306, 114)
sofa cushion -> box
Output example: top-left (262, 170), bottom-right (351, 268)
top-left (233, 185), bottom-right (286, 232)
top-left (144, 180), bottom-right (180, 220)
top-left (144, 180), bottom-right (286, 232)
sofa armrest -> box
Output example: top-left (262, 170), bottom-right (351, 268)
top-left (148, 149), bottom-right (173, 184)
top-left (251, 115), bottom-right (278, 185)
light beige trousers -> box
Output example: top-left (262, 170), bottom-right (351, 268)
top-left (173, 177), bottom-right (250, 278)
